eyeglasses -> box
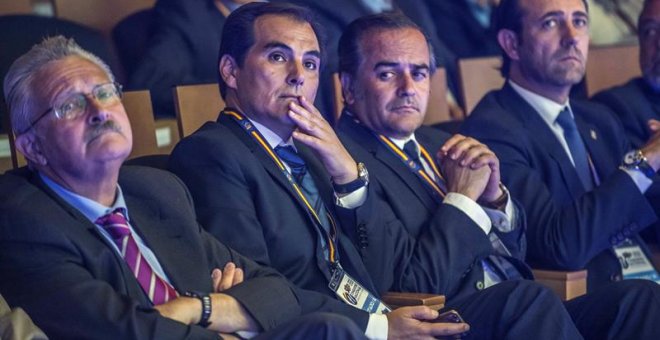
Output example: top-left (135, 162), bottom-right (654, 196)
top-left (22, 82), bottom-right (123, 134)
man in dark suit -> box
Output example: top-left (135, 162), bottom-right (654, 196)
top-left (0, 35), bottom-right (366, 339)
top-left (170, 3), bottom-right (595, 339)
top-left (462, 0), bottom-right (660, 290)
top-left (337, 11), bottom-right (660, 339)
top-left (593, 0), bottom-right (660, 244)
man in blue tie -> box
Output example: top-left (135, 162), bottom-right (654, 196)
top-left (337, 11), bottom-right (660, 339)
top-left (462, 0), bottom-right (660, 292)
top-left (0, 35), bottom-right (367, 339)
top-left (170, 2), bottom-right (598, 339)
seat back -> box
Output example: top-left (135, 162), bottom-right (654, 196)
top-left (458, 56), bottom-right (504, 114)
top-left (173, 83), bottom-right (225, 138)
top-left (585, 43), bottom-right (641, 96)
top-left (331, 68), bottom-right (452, 125)
top-left (123, 90), bottom-right (159, 158)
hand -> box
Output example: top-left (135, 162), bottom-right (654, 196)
top-left (438, 135), bottom-right (492, 201)
top-left (642, 119), bottom-right (660, 171)
top-left (207, 294), bottom-right (258, 333)
top-left (212, 262), bottom-right (244, 292)
top-left (386, 306), bottom-right (470, 340)
top-left (288, 96), bottom-right (358, 184)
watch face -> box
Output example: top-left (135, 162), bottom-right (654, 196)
top-left (624, 151), bottom-right (640, 166)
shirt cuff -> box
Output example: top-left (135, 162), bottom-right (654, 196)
top-left (335, 185), bottom-right (368, 208)
top-left (621, 167), bottom-right (653, 193)
top-left (443, 193), bottom-right (492, 234)
top-left (482, 188), bottom-right (516, 233)
top-left (365, 313), bottom-right (388, 340)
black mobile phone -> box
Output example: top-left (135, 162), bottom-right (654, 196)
top-left (435, 309), bottom-right (469, 340)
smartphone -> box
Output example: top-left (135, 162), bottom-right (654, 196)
top-left (435, 309), bottom-right (469, 340)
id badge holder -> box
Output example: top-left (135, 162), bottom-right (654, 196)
top-left (613, 238), bottom-right (660, 283)
top-left (328, 266), bottom-right (391, 314)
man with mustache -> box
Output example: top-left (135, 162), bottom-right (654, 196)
top-left (0, 35), bottom-right (368, 339)
top-left (169, 2), bottom-right (586, 339)
top-left (462, 0), bottom-right (660, 290)
top-left (337, 11), bottom-right (660, 339)
top-left (594, 0), bottom-right (660, 244)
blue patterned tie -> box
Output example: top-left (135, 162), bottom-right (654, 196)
top-left (556, 108), bottom-right (594, 191)
top-left (275, 145), bottom-right (306, 183)
top-left (275, 145), bottom-right (331, 236)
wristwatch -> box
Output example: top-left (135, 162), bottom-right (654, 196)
top-left (622, 149), bottom-right (656, 179)
top-left (183, 291), bottom-right (212, 327)
top-left (333, 162), bottom-right (369, 194)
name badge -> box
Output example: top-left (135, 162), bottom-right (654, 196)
top-left (613, 239), bottom-right (660, 284)
top-left (329, 267), bottom-right (391, 314)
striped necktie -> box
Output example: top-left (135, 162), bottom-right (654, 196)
top-left (95, 208), bottom-right (178, 304)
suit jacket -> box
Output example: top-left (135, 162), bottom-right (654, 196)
top-left (593, 78), bottom-right (660, 152)
top-left (593, 77), bottom-right (660, 242)
top-left (337, 114), bottom-right (531, 300)
top-left (423, 0), bottom-right (500, 59)
top-left (462, 83), bottom-right (658, 290)
top-left (168, 112), bottom-right (382, 330)
top-left (0, 166), bottom-right (301, 339)
top-left (128, 0), bottom-right (225, 117)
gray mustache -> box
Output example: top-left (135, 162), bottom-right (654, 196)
top-left (86, 120), bottom-right (123, 142)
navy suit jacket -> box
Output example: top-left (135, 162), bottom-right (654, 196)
top-left (169, 112), bottom-right (382, 330)
top-left (337, 114), bottom-right (531, 300)
top-left (0, 166), bottom-right (301, 339)
top-left (462, 84), bottom-right (658, 290)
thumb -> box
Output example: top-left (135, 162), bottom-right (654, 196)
top-left (406, 306), bottom-right (439, 321)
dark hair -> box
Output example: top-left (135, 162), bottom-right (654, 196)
top-left (217, 2), bottom-right (326, 98)
top-left (338, 11), bottom-right (436, 78)
top-left (493, 0), bottom-right (589, 77)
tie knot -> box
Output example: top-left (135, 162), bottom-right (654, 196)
top-left (555, 108), bottom-right (577, 132)
top-left (275, 145), bottom-right (307, 181)
top-left (95, 208), bottom-right (130, 240)
top-left (403, 140), bottom-right (420, 162)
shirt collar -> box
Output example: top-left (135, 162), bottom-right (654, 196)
top-left (39, 172), bottom-right (129, 223)
top-left (245, 117), bottom-right (295, 149)
top-left (509, 80), bottom-right (574, 126)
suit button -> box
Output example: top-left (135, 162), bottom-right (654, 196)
top-left (475, 281), bottom-right (484, 290)
top-left (610, 273), bottom-right (622, 282)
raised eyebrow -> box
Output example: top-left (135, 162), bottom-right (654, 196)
top-left (412, 64), bottom-right (430, 72)
top-left (304, 50), bottom-right (321, 60)
top-left (263, 41), bottom-right (293, 53)
top-left (373, 61), bottom-right (400, 71)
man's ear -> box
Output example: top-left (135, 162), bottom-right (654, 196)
top-left (497, 29), bottom-right (520, 62)
top-left (340, 72), bottom-right (356, 106)
top-left (219, 54), bottom-right (239, 90)
top-left (15, 132), bottom-right (47, 166)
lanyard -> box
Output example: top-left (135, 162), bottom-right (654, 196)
top-left (223, 109), bottom-right (339, 264)
top-left (377, 134), bottom-right (446, 203)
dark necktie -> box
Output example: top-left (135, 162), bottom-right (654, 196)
top-left (275, 145), bottom-right (331, 234)
top-left (556, 108), bottom-right (594, 191)
top-left (95, 208), bottom-right (178, 305)
top-left (403, 140), bottom-right (422, 166)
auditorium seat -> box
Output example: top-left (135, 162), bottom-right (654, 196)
top-left (173, 83), bottom-right (225, 138)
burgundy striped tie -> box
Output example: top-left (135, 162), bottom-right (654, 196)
top-left (95, 208), bottom-right (178, 305)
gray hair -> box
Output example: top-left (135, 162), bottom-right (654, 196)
top-left (3, 35), bottom-right (115, 134)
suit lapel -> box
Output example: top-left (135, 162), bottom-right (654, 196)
top-left (340, 115), bottom-right (437, 211)
top-left (575, 113), bottom-right (607, 184)
top-left (499, 85), bottom-right (587, 197)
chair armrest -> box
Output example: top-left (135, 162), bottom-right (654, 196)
top-left (532, 269), bottom-right (587, 301)
top-left (382, 292), bottom-right (445, 310)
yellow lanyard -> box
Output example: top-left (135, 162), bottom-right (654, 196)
top-left (224, 109), bottom-right (339, 264)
